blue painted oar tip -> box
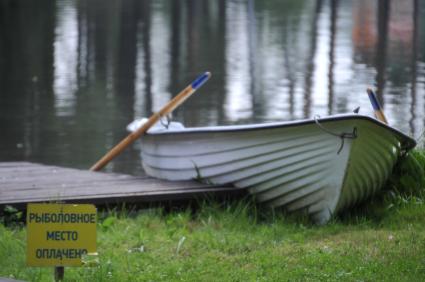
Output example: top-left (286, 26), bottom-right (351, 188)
top-left (366, 88), bottom-right (381, 111)
top-left (191, 71), bottom-right (212, 90)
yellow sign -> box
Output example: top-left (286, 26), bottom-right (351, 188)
top-left (26, 203), bottom-right (97, 267)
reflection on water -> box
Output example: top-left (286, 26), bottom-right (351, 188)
top-left (150, 1), bottom-right (172, 112)
top-left (54, 1), bottom-right (78, 117)
top-left (0, 0), bottom-right (424, 174)
top-left (225, 0), bottom-right (253, 121)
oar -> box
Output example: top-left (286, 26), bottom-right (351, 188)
top-left (366, 88), bottom-right (388, 124)
top-left (90, 72), bottom-right (211, 171)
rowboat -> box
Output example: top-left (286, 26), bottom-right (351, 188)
top-left (127, 114), bottom-right (415, 224)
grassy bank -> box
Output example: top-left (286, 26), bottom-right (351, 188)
top-left (1, 151), bottom-right (425, 281)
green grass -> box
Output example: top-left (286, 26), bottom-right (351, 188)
top-left (1, 151), bottom-right (425, 281)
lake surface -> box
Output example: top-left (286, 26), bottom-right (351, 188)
top-left (1, 0), bottom-right (424, 175)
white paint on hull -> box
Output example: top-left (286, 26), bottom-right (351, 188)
top-left (129, 114), bottom-right (415, 223)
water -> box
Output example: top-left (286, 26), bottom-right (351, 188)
top-left (1, 0), bottom-right (424, 175)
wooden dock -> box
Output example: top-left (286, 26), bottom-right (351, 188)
top-left (0, 162), bottom-right (243, 209)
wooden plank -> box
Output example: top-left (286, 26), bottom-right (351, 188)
top-left (0, 161), bottom-right (35, 167)
top-left (1, 181), bottom-right (229, 195)
top-left (0, 277), bottom-right (26, 282)
top-left (0, 187), bottom-right (238, 205)
top-left (0, 174), bottom-right (149, 190)
top-left (0, 165), bottom-right (147, 181)
top-left (0, 181), bottom-right (233, 199)
top-left (0, 162), bottom-right (243, 207)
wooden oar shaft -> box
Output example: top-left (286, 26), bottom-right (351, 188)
top-left (90, 114), bottom-right (160, 171)
top-left (90, 72), bottom-right (211, 171)
top-left (366, 88), bottom-right (388, 124)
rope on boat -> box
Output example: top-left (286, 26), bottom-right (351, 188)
top-left (314, 115), bottom-right (357, 154)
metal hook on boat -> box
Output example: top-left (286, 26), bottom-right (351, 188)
top-left (314, 115), bottom-right (357, 154)
top-left (159, 114), bottom-right (172, 129)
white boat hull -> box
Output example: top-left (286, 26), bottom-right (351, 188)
top-left (128, 114), bottom-right (415, 223)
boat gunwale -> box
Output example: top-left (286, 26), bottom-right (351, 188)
top-left (142, 114), bottom-right (416, 150)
